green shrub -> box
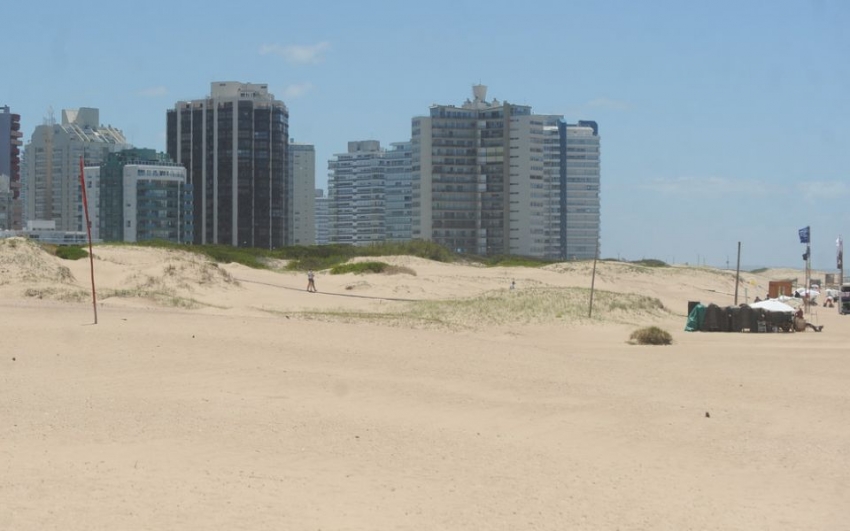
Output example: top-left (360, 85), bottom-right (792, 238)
top-left (102, 239), bottom-right (573, 271)
top-left (483, 255), bottom-right (555, 268)
top-left (330, 261), bottom-right (389, 275)
top-left (629, 326), bottom-right (673, 345)
top-left (55, 245), bottom-right (88, 260)
top-left (631, 259), bottom-right (668, 268)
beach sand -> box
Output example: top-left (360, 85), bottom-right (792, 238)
top-left (1, 238), bottom-right (848, 530)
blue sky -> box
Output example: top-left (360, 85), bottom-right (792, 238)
top-left (4, 0), bottom-right (848, 268)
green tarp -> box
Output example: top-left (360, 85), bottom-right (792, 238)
top-left (685, 303), bottom-right (706, 332)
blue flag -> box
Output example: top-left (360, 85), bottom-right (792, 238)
top-left (798, 226), bottom-right (810, 244)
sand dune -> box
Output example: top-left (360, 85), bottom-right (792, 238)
top-left (1, 238), bottom-right (848, 530)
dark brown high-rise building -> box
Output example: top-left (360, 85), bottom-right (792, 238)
top-left (0, 105), bottom-right (22, 230)
top-left (166, 82), bottom-right (288, 248)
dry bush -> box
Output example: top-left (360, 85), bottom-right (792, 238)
top-left (386, 265), bottom-right (416, 276)
top-left (629, 326), bottom-right (673, 345)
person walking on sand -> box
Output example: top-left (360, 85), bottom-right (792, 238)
top-left (306, 270), bottom-right (317, 292)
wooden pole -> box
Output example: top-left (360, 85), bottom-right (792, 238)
top-left (79, 157), bottom-right (97, 324)
top-left (734, 241), bottom-right (741, 305)
top-left (588, 236), bottom-right (600, 318)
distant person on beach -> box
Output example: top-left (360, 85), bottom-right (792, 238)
top-left (307, 270), bottom-right (317, 293)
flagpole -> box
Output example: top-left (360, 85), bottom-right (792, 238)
top-left (807, 227), bottom-right (811, 315)
top-left (799, 226), bottom-right (811, 314)
top-left (79, 157), bottom-right (98, 324)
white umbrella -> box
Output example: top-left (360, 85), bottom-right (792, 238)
top-left (750, 299), bottom-right (796, 313)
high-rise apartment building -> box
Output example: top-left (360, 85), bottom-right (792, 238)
top-left (288, 141), bottom-right (316, 245)
top-left (327, 140), bottom-right (413, 245)
top-left (541, 118), bottom-right (601, 260)
top-left (542, 120), bottom-right (563, 259)
top-left (384, 142), bottom-right (413, 242)
top-left (314, 189), bottom-right (329, 245)
top-left (328, 140), bottom-right (385, 245)
top-left (166, 82), bottom-right (288, 248)
top-left (411, 85), bottom-right (530, 256)
top-left (558, 120), bottom-right (600, 260)
top-left (0, 106), bottom-right (23, 230)
top-left (22, 108), bottom-right (130, 231)
top-left (86, 148), bottom-right (192, 244)
top-left (412, 86), bottom-right (600, 259)
top-left (0, 173), bottom-right (11, 231)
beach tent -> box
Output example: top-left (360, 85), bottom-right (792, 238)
top-left (748, 299), bottom-right (795, 332)
top-left (750, 299), bottom-right (795, 313)
top-left (685, 303), bottom-right (706, 331)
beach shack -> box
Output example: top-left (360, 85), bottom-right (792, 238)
top-left (768, 280), bottom-right (793, 299)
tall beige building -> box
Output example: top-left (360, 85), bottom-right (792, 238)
top-left (412, 86), bottom-right (600, 259)
top-left (22, 108), bottom-right (130, 231)
top-left (288, 141), bottom-right (316, 245)
top-left (412, 85), bottom-right (545, 256)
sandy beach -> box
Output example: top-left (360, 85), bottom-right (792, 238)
top-left (1, 238), bottom-right (848, 530)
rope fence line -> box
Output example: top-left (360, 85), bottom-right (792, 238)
top-left (233, 277), bottom-right (421, 302)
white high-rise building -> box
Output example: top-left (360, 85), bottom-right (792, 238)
top-left (22, 108), bottom-right (131, 231)
top-left (542, 120), bottom-right (563, 259)
top-left (288, 141), bottom-right (316, 245)
top-left (383, 142), bottom-right (412, 242)
top-left (327, 140), bottom-right (413, 246)
top-left (314, 189), bottom-right (329, 245)
top-left (540, 117), bottom-right (601, 260)
top-left (507, 114), bottom-right (548, 257)
top-left (560, 120), bottom-right (600, 260)
top-left (328, 140), bottom-right (385, 245)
